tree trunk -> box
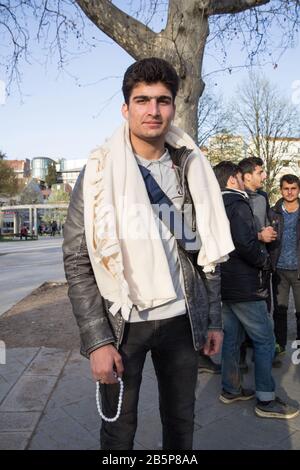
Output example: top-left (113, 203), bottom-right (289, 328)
top-left (153, 6), bottom-right (208, 140)
top-left (75, 0), bottom-right (272, 140)
top-left (76, 0), bottom-right (209, 142)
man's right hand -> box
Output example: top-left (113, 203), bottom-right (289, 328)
top-left (90, 344), bottom-right (124, 384)
top-left (259, 226), bottom-right (277, 243)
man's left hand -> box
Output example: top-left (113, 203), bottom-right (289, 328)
top-left (203, 330), bottom-right (223, 356)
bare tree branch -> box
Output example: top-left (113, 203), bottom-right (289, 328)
top-left (198, 83), bottom-right (233, 146)
top-left (234, 72), bottom-right (300, 196)
top-left (206, 0), bottom-right (270, 15)
top-left (75, 0), bottom-right (156, 59)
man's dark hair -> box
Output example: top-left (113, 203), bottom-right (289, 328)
top-left (122, 57), bottom-right (179, 104)
top-left (280, 174), bottom-right (300, 189)
top-left (213, 161), bottom-right (241, 191)
top-left (238, 157), bottom-right (264, 176)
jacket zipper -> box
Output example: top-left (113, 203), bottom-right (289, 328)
top-left (177, 250), bottom-right (198, 350)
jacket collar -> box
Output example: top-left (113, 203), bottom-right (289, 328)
top-left (222, 188), bottom-right (249, 199)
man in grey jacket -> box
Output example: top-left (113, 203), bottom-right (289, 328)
top-left (63, 58), bottom-right (229, 450)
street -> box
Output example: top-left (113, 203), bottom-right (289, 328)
top-left (0, 237), bottom-right (65, 316)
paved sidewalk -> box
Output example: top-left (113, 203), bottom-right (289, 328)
top-left (1, 342), bottom-right (300, 450)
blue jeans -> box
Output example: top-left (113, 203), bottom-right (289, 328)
top-left (222, 301), bottom-right (276, 402)
top-left (100, 314), bottom-right (198, 450)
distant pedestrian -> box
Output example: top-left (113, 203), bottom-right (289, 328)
top-left (20, 225), bottom-right (28, 241)
top-left (51, 220), bottom-right (57, 237)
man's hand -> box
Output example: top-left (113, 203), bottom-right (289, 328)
top-left (259, 226), bottom-right (277, 243)
top-left (90, 344), bottom-right (124, 384)
top-left (203, 330), bottom-right (223, 356)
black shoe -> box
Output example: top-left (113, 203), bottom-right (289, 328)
top-left (255, 397), bottom-right (299, 419)
top-left (198, 355), bottom-right (221, 374)
top-left (272, 357), bottom-right (283, 368)
top-left (219, 388), bottom-right (255, 404)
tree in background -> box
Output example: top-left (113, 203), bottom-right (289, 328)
top-left (45, 162), bottom-right (57, 188)
top-left (48, 188), bottom-right (70, 203)
top-left (206, 132), bottom-right (246, 166)
top-left (233, 73), bottom-right (300, 198)
top-left (0, 150), bottom-right (7, 160)
top-left (43, 187), bottom-right (70, 229)
top-left (1, 1), bottom-right (300, 139)
top-left (0, 160), bottom-right (18, 197)
top-left (198, 84), bottom-right (233, 147)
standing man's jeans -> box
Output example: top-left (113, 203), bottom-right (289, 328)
top-left (272, 269), bottom-right (300, 348)
top-left (100, 314), bottom-right (198, 450)
top-left (222, 301), bottom-right (276, 402)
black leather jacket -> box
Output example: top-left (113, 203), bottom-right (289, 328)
top-left (62, 145), bottom-right (222, 358)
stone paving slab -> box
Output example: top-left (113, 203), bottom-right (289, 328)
top-left (0, 348), bottom-right (39, 403)
top-left (1, 374), bottom-right (57, 412)
top-left (0, 411), bottom-right (40, 432)
top-left (271, 430), bottom-right (300, 450)
top-left (28, 413), bottom-right (99, 450)
top-left (25, 348), bottom-right (69, 376)
top-left (1, 344), bottom-right (300, 450)
top-left (0, 431), bottom-right (32, 450)
top-left (193, 410), bottom-right (295, 450)
top-left (0, 347), bottom-right (70, 449)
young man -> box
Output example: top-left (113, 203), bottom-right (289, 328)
top-left (239, 157), bottom-right (277, 245)
top-left (214, 161), bottom-right (299, 420)
top-left (63, 58), bottom-right (233, 450)
top-left (268, 174), bottom-right (300, 355)
top-left (238, 157), bottom-right (277, 369)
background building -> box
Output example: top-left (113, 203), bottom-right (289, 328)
top-left (56, 158), bottom-right (87, 188)
top-left (5, 159), bottom-right (31, 179)
top-left (31, 156), bottom-right (57, 183)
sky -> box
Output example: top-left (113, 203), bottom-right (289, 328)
top-left (0, 1), bottom-right (300, 161)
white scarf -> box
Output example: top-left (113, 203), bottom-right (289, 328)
top-left (83, 122), bottom-right (234, 320)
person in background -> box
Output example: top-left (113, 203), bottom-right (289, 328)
top-left (268, 174), bottom-right (300, 356)
top-left (238, 157), bottom-right (276, 371)
top-left (214, 161), bottom-right (299, 420)
top-left (20, 225), bottom-right (28, 240)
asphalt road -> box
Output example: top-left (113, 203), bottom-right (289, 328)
top-left (0, 237), bottom-right (66, 316)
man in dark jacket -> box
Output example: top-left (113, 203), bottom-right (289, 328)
top-left (268, 174), bottom-right (300, 355)
top-left (62, 58), bottom-right (233, 450)
top-left (214, 161), bottom-right (299, 420)
top-left (238, 157), bottom-right (277, 370)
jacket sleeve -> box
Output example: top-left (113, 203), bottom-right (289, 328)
top-left (62, 168), bottom-right (115, 357)
top-left (267, 207), bottom-right (282, 270)
top-left (204, 265), bottom-right (222, 330)
top-left (231, 200), bottom-right (268, 269)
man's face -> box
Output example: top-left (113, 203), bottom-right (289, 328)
top-left (281, 181), bottom-right (300, 203)
top-left (122, 81), bottom-right (175, 146)
top-left (245, 165), bottom-right (266, 191)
